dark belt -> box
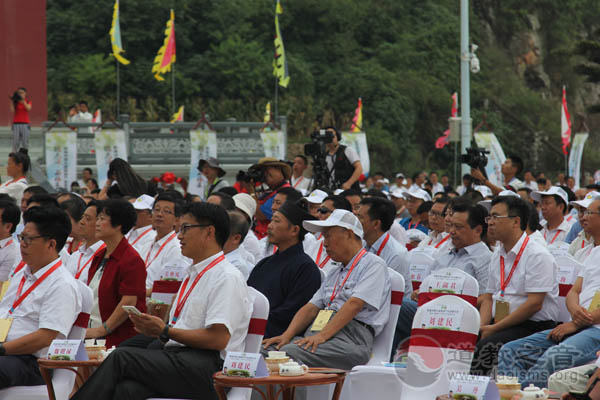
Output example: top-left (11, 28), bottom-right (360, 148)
top-left (354, 319), bottom-right (374, 336)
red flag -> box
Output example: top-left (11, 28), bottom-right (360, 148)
top-left (435, 92), bottom-right (458, 149)
top-left (561, 86), bottom-right (571, 155)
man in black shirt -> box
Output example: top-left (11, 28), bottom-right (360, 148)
top-left (248, 201), bottom-right (321, 339)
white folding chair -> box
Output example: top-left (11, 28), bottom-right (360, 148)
top-left (310, 269), bottom-right (405, 400)
top-left (147, 287), bottom-right (269, 400)
top-left (406, 250), bottom-right (435, 292)
top-left (340, 296), bottom-right (479, 400)
top-left (417, 267), bottom-right (479, 308)
top-left (554, 254), bottom-right (583, 323)
top-left (0, 280), bottom-right (93, 400)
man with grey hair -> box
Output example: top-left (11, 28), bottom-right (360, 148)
top-left (224, 210), bottom-right (253, 279)
top-left (263, 209), bottom-right (391, 370)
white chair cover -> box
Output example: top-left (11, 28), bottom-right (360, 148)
top-left (553, 254), bottom-right (583, 323)
top-left (405, 249), bottom-right (436, 292)
top-left (417, 267), bottom-right (479, 308)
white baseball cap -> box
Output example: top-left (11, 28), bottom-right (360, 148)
top-left (333, 189), bottom-right (344, 195)
top-left (406, 228), bottom-right (428, 242)
top-left (474, 185), bottom-right (493, 198)
top-left (305, 189), bottom-right (328, 204)
top-left (478, 190), bottom-right (520, 211)
top-left (302, 209), bottom-right (364, 239)
top-left (133, 194), bottom-right (154, 210)
top-left (402, 186), bottom-right (432, 202)
top-left (390, 189), bottom-right (405, 199)
top-left (531, 186), bottom-right (569, 207)
top-left (570, 191), bottom-right (600, 209)
top-left (233, 193), bottom-right (257, 220)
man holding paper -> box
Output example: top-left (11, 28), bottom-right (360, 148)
top-left (0, 207), bottom-right (81, 388)
top-left (262, 209), bottom-right (390, 370)
top-left (72, 202), bottom-right (251, 400)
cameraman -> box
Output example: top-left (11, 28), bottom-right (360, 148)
top-left (246, 157), bottom-right (291, 239)
top-left (324, 127), bottom-right (363, 191)
top-left (8, 87), bottom-right (32, 152)
top-left (470, 155), bottom-right (524, 195)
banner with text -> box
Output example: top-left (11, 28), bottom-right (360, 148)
top-left (260, 130), bottom-right (286, 160)
top-left (341, 132), bottom-right (370, 176)
top-left (474, 132), bottom-right (506, 187)
top-left (45, 129), bottom-right (77, 190)
top-left (94, 129), bottom-right (128, 187)
top-left (568, 133), bottom-right (589, 190)
top-left (188, 129), bottom-right (218, 198)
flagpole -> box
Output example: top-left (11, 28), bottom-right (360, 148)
top-left (274, 77), bottom-right (279, 125)
top-left (172, 64), bottom-right (176, 117)
top-left (116, 58), bottom-right (120, 117)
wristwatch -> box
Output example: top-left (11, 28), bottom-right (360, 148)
top-left (0, 343), bottom-right (6, 356)
top-left (159, 325), bottom-right (170, 343)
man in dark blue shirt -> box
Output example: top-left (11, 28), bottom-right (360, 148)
top-left (248, 201), bottom-right (321, 338)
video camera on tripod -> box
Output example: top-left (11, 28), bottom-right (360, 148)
top-left (304, 129), bottom-right (335, 191)
top-left (460, 146), bottom-right (489, 182)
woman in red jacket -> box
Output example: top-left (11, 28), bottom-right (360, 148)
top-left (8, 87), bottom-right (32, 153)
top-left (85, 199), bottom-right (147, 348)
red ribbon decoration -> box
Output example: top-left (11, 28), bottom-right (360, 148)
top-left (418, 292), bottom-right (478, 308)
top-left (409, 328), bottom-right (478, 352)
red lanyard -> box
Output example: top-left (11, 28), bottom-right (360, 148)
top-left (2, 239), bottom-right (13, 248)
top-left (315, 241), bottom-right (330, 268)
top-left (376, 233), bottom-right (390, 256)
top-left (68, 239), bottom-right (82, 255)
top-left (4, 177), bottom-right (26, 186)
top-left (434, 234), bottom-right (451, 249)
top-left (130, 227), bottom-right (153, 246)
top-left (171, 254), bottom-right (225, 324)
top-left (317, 233), bottom-right (323, 241)
top-left (582, 239), bottom-right (586, 249)
top-left (293, 176), bottom-right (304, 188)
top-left (329, 248), bottom-right (367, 306)
top-left (11, 261), bottom-right (26, 278)
top-left (408, 220), bottom-right (420, 229)
top-left (499, 237), bottom-right (529, 297)
top-left (75, 243), bottom-right (107, 279)
top-left (9, 260), bottom-right (62, 314)
top-left (145, 232), bottom-right (177, 268)
top-left (544, 230), bottom-right (561, 244)
top-left (273, 245), bottom-right (278, 254)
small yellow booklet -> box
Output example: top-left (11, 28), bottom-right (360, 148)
top-left (0, 318), bottom-right (13, 342)
top-left (588, 292), bottom-right (600, 312)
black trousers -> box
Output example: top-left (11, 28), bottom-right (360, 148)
top-left (71, 345), bottom-right (223, 400)
top-left (470, 319), bottom-right (556, 376)
top-left (0, 355), bottom-right (45, 388)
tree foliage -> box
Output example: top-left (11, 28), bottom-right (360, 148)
top-left (47, 0), bottom-right (600, 177)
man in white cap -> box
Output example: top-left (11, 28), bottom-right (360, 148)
top-left (198, 157), bottom-right (228, 200)
top-left (399, 187), bottom-right (431, 234)
top-left (262, 209), bottom-right (391, 371)
top-left (568, 191), bottom-right (599, 260)
top-left (531, 186), bottom-right (574, 245)
top-left (304, 189), bottom-right (328, 218)
top-left (126, 194), bottom-right (156, 255)
top-left (233, 193), bottom-right (260, 264)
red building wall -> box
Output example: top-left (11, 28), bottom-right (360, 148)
top-left (0, 1), bottom-right (47, 126)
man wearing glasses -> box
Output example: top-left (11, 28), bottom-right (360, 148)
top-left (416, 196), bottom-right (453, 256)
top-left (471, 195), bottom-right (558, 376)
top-left (0, 207), bottom-right (81, 388)
top-left (140, 192), bottom-right (190, 297)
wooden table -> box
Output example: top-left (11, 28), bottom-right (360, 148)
top-left (213, 368), bottom-right (346, 400)
top-left (37, 359), bottom-right (103, 400)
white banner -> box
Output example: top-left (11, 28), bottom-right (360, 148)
top-left (568, 133), bottom-right (589, 190)
top-left (474, 132), bottom-right (506, 187)
top-left (45, 129), bottom-right (77, 190)
top-left (260, 130), bottom-right (286, 160)
top-left (188, 130), bottom-right (217, 198)
top-left (341, 132), bottom-right (370, 176)
top-left (94, 129), bottom-right (128, 187)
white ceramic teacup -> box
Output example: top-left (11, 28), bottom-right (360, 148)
top-left (279, 361), bottom-right (309, 376)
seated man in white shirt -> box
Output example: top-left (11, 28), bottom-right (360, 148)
top-left (233, 193), bottom-right (260, 264)
top-left (416, 196), bottom-right (452, 255)
top-left (126, 194), bottom-right (156, 255)
top-left (0, 151), bottom-right (29, 207)
top-left (0, 206), bottom-right (81, 388)
top-left (290, 155), bottom-right (312, 195)
top-left (141, 192), bottom-right (189, 296)
top-left (224, 210), bottom-right (253, 279)
top-left (71, 202), bottom-right (252, 400)
top-left (471, 195), bottom-right (558, 376)
top-left (67, 201), bottom-right (106, 281)
top-left (0, 201), bottom-right (20, 283)
top-left (263, 210), bottom-right (391, 370)
top-left (531, 186), bottom-right (575, 245)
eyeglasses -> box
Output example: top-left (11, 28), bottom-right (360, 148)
top-left (484, 215), bottom-right (517, 223)
top-left (178, 224), bottom-right (211, 235)
top-left (17, 234), bottom-right (47, 246)
top-left (317, 207), bottom-right (333, 214)
top-left (153, 207), bottom-right (174, 216)
top-left (583, 210), bottom-right (600, 216)
top-left (428, 211), bottom-right (443, 218)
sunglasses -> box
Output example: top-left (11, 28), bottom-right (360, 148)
top-left (317, 207), bottom-right (333, 214)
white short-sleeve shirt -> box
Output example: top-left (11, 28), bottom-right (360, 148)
top-left (0, 258), bottom-right (82, 358)
top-left (541, 216), bottom-right (575, 245)
top-left (485, 233), bottom-right (559, 321)
top-left (577, 247), bottom-right (600, 329)
top-left (141, 231), bottom-right (190, 289)
top-left (166, 252), bottom-right (252, 359)
top-left (66, 240), bottom-right (105, 281)
top-left (126, 225), bottom-right (157, 256)
top-left (0, 236), bottom-right (19, 282)
top-left (366, 232), bottom-right (411, 298)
